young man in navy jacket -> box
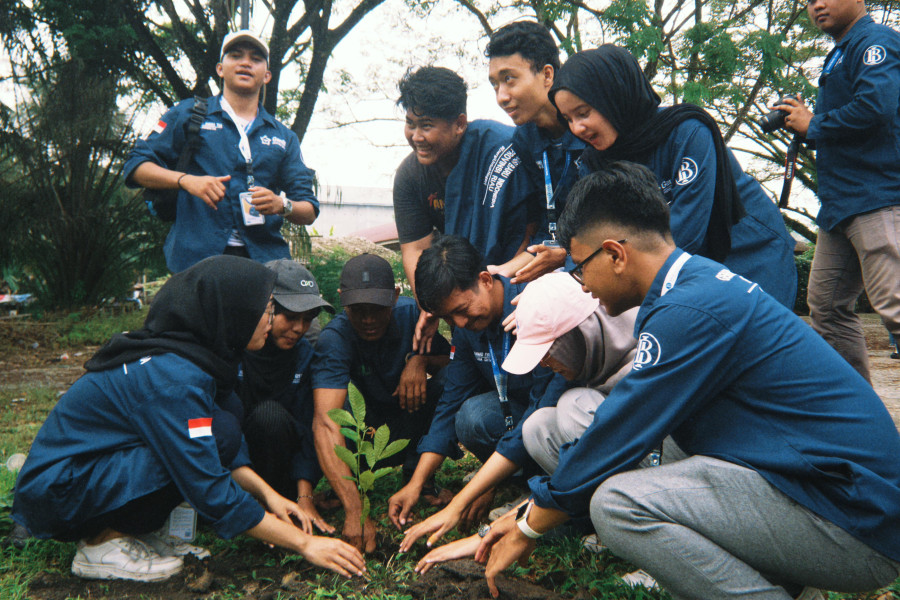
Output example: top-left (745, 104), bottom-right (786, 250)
top-left (311, 254), bottom-right (450, 553)
top-left (485, 21), bottom-right (586, 283)
top-left (387, 236), bottom-right (565, 533)
top-left (479, 162), bottom-right (900, 599)
top-left (125, 31), bottom-right (318, 273)
top-left (778, 0), bottom-right (900, 380)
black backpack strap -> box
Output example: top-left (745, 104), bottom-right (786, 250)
top-left (174, 96), bottom-right (208, 172)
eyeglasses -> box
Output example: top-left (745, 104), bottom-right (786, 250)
top-left (568, 239), bottom-right (627, 285)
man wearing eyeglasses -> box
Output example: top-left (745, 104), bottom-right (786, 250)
top-left (479, 161), bottom-right (900, 600)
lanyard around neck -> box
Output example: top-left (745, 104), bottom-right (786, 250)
top-left (542, 150), bottom-right (571, 246)
top-left (487, 330), bottom-right (514, 431)
top-left (220, 98), bottom-right (256, 187)
top-left (823, 47), bottom-right (844, 76)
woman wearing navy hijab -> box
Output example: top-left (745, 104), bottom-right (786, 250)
top-left (12, 256), bottom-right (365, 582)
top-left (551, 45), bottom-right (797, 308)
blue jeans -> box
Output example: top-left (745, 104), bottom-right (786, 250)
top-left (455, 391), bottom-right (528, 463)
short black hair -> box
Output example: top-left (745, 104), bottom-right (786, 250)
top-left (415, 235), bottom-right (486, 314)
top-left (486, 21), bottom-right (560, 72)
top-left (558, 161), bottom-right (671, 249)
top-left (397, 66), bottom-right (467, 121)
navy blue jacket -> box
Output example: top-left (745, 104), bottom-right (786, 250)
top-left (311, 297), bottom-right (451, 408)
top-left (237, 338), bottom-right (320, 483)
top-left (440, 120), bottom-right (536, 265)
top-left (124, 96), bottom-right (319, 273)
top-left (418, 277), bottom-right (562, 463)
top-left (807, 15), bottom-right (900, 231)
top-left (530, 249), bottom-right (900, 562)
top-left (13, 354), bottom-right (263, 540)
top-left (580, 118), bottom-right (797, 308)
top-left (512, 123), bottom-right (586, 246)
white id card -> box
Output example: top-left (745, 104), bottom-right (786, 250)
top-left (240, 191), bottom-right (265, 226)
top-left (167, 503), bottom-right (197, 541)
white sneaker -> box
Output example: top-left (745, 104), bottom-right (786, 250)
top-left (138, 531), bottom-right (211, 559)
top-left (795, 588), bottom-right (826, 600)
top-left (488, 493), bottom-right (530, 522)
top-left (71, 537), bottom-right (183, 582)
top-left (621, 569), bottom-right (660, 591)
top-left (580, 533), bottom-right (607, 554)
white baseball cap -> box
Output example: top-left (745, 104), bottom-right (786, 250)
top-left (502, 272), bottom-right (599, 375)
top-left (220, 30), bottom-right (269, 60)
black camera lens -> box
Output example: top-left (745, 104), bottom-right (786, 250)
top-left (759, 94), bottom-right (798, 133)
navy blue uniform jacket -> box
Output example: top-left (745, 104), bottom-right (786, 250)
top-left (807, 15), bottom-right (900, 231)
top-left (13, 354), bottom-right (264, 540)
top-left (311, 297), bottom-right (451, 407)
top-left (512, 123), bottom-right (586, 247)
top-left (124, 96), bottom-right (319, 273)
top-left (579, 118), bottom-right (797, 308)
top-left (418, 277), bottom-right (567, 464)
top-left (530, 249), bottom-right (900, 562)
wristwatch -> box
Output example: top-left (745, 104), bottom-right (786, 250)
top-left (515, 500), bottom-right (543, 539)
top-left (281, 197), bottom-right (293, 215)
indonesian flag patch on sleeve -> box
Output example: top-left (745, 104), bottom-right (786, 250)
top-left (151, 119), bottom-right (167, 135)
top-left (450, 345), bottom-right (455, 360)
top-left (188, 417), bottom-right (213, 438)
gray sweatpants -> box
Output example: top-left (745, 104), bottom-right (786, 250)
top-left (591, 456), bottom-right (900, 599)
top-left (522, 386), bottom-right (685, 474)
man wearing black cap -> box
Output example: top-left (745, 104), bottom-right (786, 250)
top-left (124, 30), bottom-right (319, 273)
top-left (311, 254), bottom-right (451, 552)
top-left (231, 259), bottom-right (336, 535)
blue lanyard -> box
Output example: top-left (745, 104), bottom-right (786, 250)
top-left (487, 331), bottom-right (514, 431)
top-left (823, 47), bottom-right (844, 76)
top-left (542, 150), bottom-right (570, 247)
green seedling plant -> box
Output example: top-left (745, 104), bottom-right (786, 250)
top-left (328, 394), bottom-right (409, 527)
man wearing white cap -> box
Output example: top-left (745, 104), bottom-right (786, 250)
top-left (398, 271), bottom-right (636, 555)
top-left (125, 30), bottom-right (319, 273)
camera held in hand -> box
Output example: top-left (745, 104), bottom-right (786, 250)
top-left (759, 94), bottom-right (798, 133)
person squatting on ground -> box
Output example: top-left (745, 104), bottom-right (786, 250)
top-left (485, 21), bottom-right (587, 283)
top-left (11, 256), bottom-right (365, 582)
top-left (228, 259), bottom-right (335, 534)
top-left (311, 254), bottom-right (451, 553)
top-left (392, 65), bottom-right (537, 352)
top-left (124, 31), bottom-right (318, 273)
top-left (388, 236), bottom-right (566, 533)
top-left (401, 271), bottom-right (637, 567)
top-left (476, 162), bottom-right (900, 600)
top-left (550, 44), bottom-right (798, 309)
top-left (776, 0), bottom-right (900, 381)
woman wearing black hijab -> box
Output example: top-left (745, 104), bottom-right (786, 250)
top-left (551, 45), bottom-right (798, 308)
top-left (12, 256), bottom-right (364, 582)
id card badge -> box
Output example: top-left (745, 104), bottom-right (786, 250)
top-left (240, 191), bottom-right (265, 226)
top-left (543, 238), bottom-right (560, 248)
top-left (167, 502), bottom-right (197, 541)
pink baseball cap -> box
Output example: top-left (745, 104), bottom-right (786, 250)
top-left (502, 272), bottom-right (599, 375)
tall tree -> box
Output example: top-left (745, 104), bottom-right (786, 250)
top-left (21, 0), bottom-right (388, 142)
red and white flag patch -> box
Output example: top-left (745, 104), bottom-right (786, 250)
top-left (152, 120), bottom-right (167, 135)
top-left (450, 345), bottom-right (456, 359)
top-left (188, 417), bottom-right (213, 439)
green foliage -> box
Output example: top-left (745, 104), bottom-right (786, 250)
top-left (1, 58), bottom-right (168, 308)
top-left (328, 395), bottom-right (409, 527)
top-left (794, 246), bottom-right (815, 315)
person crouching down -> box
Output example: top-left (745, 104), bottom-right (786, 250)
top-left (11, 256), bottom-right (364, 582)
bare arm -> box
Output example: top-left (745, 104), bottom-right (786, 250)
top-left (387, 451), bottom-right (445, 530)
top-left (244, 512), bottom-right (365, 578)
top-left (131, 161), bottom-right (229, 210)
top-left (399, 452), bottom-right (519, 551)
top-left (312, 387), bottom-right (375, 552)
top-left (400, 233), bottom-right (435, 297)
